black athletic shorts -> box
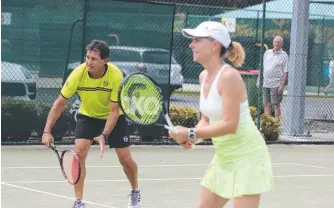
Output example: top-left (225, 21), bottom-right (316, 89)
top-left (75, 114), bottom-right (130, 148)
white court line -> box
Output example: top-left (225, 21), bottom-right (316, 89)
top-left (1, 164), bottom-right (208, 169)
top-left (2, 177), bottom-right (202, 184)
top-left (2, 162), bottom-right (334, 171)
top-left (279, 163), bottom-right (334, 171)
top-left (1, 182), bottom-right (118, 208)
top-left (274, 174), bottom-right (334, 178)
top-left (3, 174), bottom-right (334, 184)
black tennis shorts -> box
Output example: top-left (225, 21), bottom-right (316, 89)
top-left (75, 114), bottom-right (130, 148)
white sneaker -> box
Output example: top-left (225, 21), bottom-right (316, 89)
top-left (128, 189), bottom-right (141, 208)
top-left (73, 199), bottom-right (86, 208)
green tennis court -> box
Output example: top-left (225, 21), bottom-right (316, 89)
top-left (2, 144), bottom-right (334, 208)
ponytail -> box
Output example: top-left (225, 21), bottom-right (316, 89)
top-left (226, 41), bottom-right (245, 67)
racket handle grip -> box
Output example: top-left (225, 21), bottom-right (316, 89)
top-left (49, 142), bottom-right (55, 150)
top-left (164, 125), bottom-right (174, 131)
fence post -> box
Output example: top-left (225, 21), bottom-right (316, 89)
top-left (283, 0), bottom-right (310, 136)
top-left (256, 0), bottom-right (266, 130)
top-left (62, 18), bottom-right (83, 86)
top-left (81, 0), bottom-right (89, 64)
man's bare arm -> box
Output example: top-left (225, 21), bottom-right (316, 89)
top-left (281, 72), bottom-right (288, 87)
top-left (102, 102), bottom-right (120, 135)
top-left (44, 95), bottom-right (68, 133)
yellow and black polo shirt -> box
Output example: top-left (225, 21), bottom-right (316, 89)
top-left (61, 62), bottom-right (124, 120)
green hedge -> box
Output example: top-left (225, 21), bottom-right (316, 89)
top-left (1, 98), bottom-right (280, 143)
top-left (1, 98), bottom-right (75, 142)
top-left (2, 98), bottom-right (39, 141)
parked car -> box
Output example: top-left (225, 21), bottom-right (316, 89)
top-left (1, 61), bottom-right (36, 100)
top-left (67, 46), bottom-right (184, 95)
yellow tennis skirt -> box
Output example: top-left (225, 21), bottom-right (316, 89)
top-left (200, 123), bottom-right (274, 199)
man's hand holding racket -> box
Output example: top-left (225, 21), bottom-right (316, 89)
top-left (93, 134), bottom-right (105, 158)
top-left (42, 132), bottom-right (54, 148)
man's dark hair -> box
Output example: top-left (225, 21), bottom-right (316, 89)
top-left (86, 40), bottom-right (109, 59)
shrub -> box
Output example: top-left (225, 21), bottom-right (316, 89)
top-left (249, 106), bottom-right (281, 141)
top-left (249, 106), bottom-right (258, 124)
top-left (260, 113), bottom-right (281, 141)
top-left (169, 105), bottom-right (200, 128)
top-left (1, 97), bottom-right (39, 141)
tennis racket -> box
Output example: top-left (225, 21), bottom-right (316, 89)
top-left (50, 142), bottom-right (81, 185)
top-left (118, 72), bottom-right (202, 148)
top-left (118, 72), bottom-right (174, 131)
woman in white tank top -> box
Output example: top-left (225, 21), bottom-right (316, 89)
top-left (169, 21), bottom-right (274, 208)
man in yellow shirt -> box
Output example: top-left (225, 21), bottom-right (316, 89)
top-left (42, 40), bottom-right (141, 208)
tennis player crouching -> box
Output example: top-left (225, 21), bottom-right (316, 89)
top-left (42, 40), bottom-right (141, 208)
top-left (168, 21), bottom-right (274, 208)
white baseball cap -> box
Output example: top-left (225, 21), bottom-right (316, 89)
top-left (181, 21), bottom-right (232, 49)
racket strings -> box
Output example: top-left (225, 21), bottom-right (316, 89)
top-left (62, 152), bottom-right (80, 184)
top-left (120, 74), bottom-right (163, 125)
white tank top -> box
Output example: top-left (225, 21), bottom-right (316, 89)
top-left (199, 65), bottom-right (252, 123)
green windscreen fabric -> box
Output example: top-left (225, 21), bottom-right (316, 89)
top-left (1, 0), bottom-right (175, 142)
top-left (85, 0), bottom-right (175, 101)
top-left (84, 0), bottom-right (175, 137)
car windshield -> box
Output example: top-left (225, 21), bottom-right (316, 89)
top-left (21, 68), bottom-right (32, 79)
top-left (109, 49), bottom-right (142, 62)
top-left (142, 51), bottom-right (177, 64)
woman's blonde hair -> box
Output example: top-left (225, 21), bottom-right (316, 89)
top-left (225, 41), bottom-right (245, 67)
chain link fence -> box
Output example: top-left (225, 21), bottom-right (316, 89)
top-left (2, 0), bottom-right (83, 143)
top-left (295, 2), bottom-right (334, 143)
top-left (2, 0), bottom-right (334, 145)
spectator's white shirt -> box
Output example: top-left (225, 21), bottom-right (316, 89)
top-left (263, 49), bottom-right (289, 88)
top-left (329, 60), bottom-right (334, 84)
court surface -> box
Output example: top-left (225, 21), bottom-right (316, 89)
top-left (2, 144), bottom-right (334, 208)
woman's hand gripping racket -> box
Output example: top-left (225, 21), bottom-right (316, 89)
top-left (49, 142), bottom-right (81, 185)
top-left (118, 72), bottom-right (175, 131)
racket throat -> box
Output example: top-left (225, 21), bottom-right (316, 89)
top-left (163, 114), bottom-right (174, 131)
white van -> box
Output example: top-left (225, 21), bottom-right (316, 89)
top-left (1, 61), bottom-right (36, 100)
